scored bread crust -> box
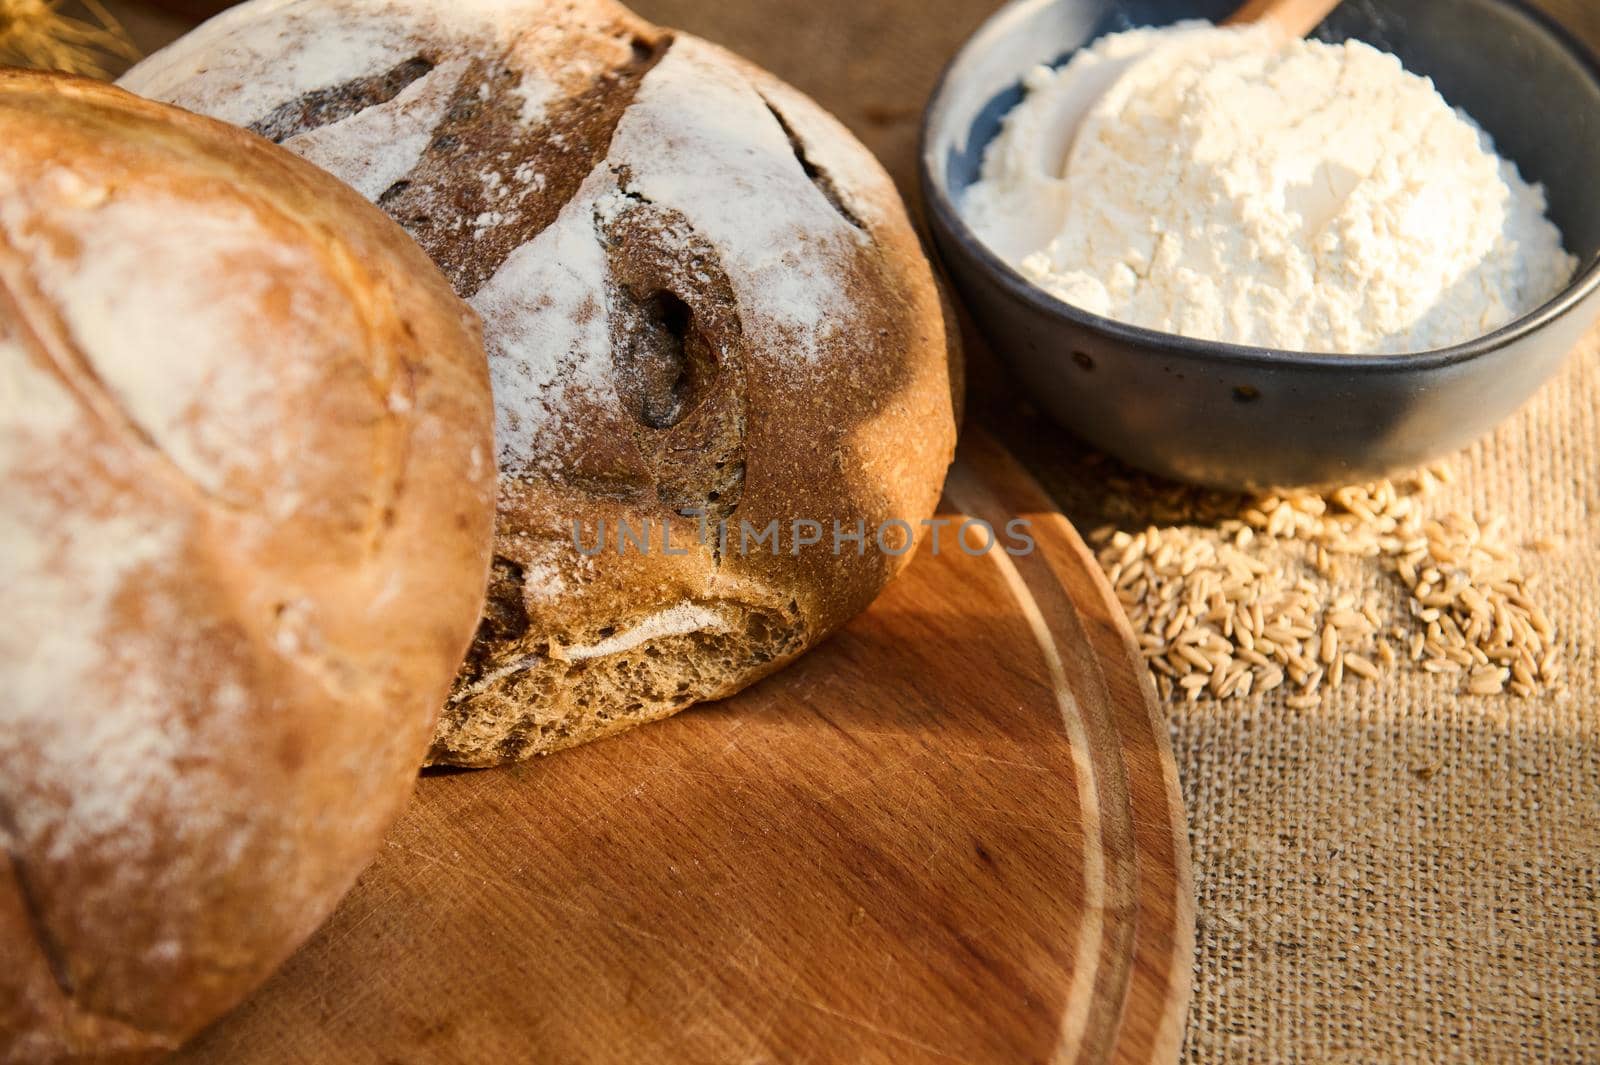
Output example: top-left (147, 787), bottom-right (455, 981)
top-left (0, 73), bottom-right (496, 1061)
top-left (123, 0), bottom-right (961, 767)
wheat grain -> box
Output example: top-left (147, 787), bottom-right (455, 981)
top-left (1090, 461), bottom-right (1561, 708)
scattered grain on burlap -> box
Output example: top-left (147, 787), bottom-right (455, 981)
top-left (1088, 464), bottom-right (1563, 708)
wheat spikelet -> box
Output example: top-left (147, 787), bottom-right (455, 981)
top-left (0, 0), bottom-right (140, 79)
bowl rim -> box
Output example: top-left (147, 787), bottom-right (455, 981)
top-left (918, 0), bottom-right (1600, 373)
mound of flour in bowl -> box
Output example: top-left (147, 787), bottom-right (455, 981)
top-left (963, 23), bottom-right (1578, 354)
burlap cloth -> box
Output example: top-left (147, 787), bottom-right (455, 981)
top-left (619, 1), bottom-right (1600, 1060)
top-left (101, 0), bottom-right (1600, 1058)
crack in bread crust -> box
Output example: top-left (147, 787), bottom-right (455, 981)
top-left (451, 554), bottom-right (533, 700)
top-left (0, 189), bottom-right (414, 546)
top-left (0, 233), bottom-right (228, 516)
top-left (0, 798), bottom-right (75, 1002)
top-left (1, 796), bottom-right (175, 1045)
top-left (597, 178), bottom-right (747, 523)
top-left (760, 95), bottom-right (867, 234)
top-left (297, 226), bottom-right (416, 558)
top-left (348, 32), bottom-right (673, 298)
top-left (250, 55), bottom-right (438, 144)
top-left (434, 599), bottom-right (806, 766)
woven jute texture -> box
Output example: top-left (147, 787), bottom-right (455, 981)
top-left (625, 1), bottom-right (1600, 1061)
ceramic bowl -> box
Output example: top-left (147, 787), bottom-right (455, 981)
top-left (921, 0), bottom-right (1600, 488)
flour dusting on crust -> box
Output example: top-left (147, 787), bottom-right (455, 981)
top-left (123, 0), bottom-right (414, 127)
top-left (5, 183), bottom-right (317, 501)
top-left (602, 37), bottom-right (861, 368)
top-left (122, 0), bottom-right (878, 481)
top-left (473, 166), bottom-right (619, 472)
top-left (282, 57), bottom-right (470, 201)
top-left (0, 306), bottom-right (233, 875)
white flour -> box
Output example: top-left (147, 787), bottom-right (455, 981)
top-left (963, 23), bottom-right (1579, 355)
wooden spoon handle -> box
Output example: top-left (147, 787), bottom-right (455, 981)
top-left (1223, 0), bottom-right (1342, 38)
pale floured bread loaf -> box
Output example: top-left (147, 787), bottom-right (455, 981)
top-left (124, 0), bottom-right (960, 767)
top-left (0, 73), bottom-right (496, 1060)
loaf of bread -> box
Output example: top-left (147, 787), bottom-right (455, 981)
top-left (123, 0), bottom-right (960, 767)
top-left (0, 72), bottom-right (496, 1061)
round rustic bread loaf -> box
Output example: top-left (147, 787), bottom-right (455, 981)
top-left (123, 0), bottom-right (960, 767)
top-left (0, 72), bottom-right (496, 1061)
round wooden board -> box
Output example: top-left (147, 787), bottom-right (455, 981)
top-left (174, 430), bottom-right (1193, 1065)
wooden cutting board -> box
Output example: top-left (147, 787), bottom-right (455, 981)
top-left (173, 430), bottom-right (1193, 1065)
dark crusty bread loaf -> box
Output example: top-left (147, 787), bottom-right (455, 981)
top-left (123, 0), bottom-right (960, 767)
top-left (0, 72), bottom-right (496, 1061)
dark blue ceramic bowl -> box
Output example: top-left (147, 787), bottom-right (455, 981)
top-left (921, 0), bottom-right (1600, 489)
